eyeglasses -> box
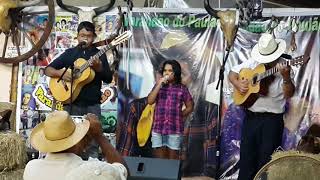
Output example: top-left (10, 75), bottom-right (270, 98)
top-left (78, 34), bottom-right (94, 38)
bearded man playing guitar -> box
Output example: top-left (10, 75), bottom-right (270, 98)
top-left (45, 21), bottom-right (113, 159)
top-left (228, 33), bottom-right (295, 180)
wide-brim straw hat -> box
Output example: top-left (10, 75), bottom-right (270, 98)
top-left (251, 33), bottom-right (286, 64)
top-left (150, 31), bottom-right (195, 68)
top-left (30, 111), bottom-right (89, 153)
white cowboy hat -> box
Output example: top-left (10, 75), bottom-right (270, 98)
top-left (30, 111), bottom-right (90, 153)
top-left (251, 33), bottom-right (286, 64)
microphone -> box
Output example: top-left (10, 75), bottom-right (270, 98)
top-left (78, 40), bottom-right (87, 48)
top-left (161, 75), bottom-right (169, 86)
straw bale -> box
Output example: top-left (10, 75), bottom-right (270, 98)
top-left (0, 168), bottom-right (24, 180)
top-left (0, 132), bottom-right (27, 171)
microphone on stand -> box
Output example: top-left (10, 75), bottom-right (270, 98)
top-left (78, 40), bottom-right (88, 48)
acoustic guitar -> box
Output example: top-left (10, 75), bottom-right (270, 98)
top-left (233, 55), bottom-right (310, 107)
top-left (49, 31), bottom-right (132, 104)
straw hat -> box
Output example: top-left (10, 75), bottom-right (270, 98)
top-left (160, 31), bottom-right (190, 49)
top-left (150, 30), bottom-right (195, 70)
top-left (251, 33), bottom-right (286, 64)
top-left (30, 111), bottom-right (90, 153)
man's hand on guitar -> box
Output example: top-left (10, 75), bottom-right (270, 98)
top-left (60, 69), bottom-right (72, 82)
top-left (90, 56), bottom-right (103, 72)
top-left (277, 63), bottom-right (291, 79)
top-left (236, 79), bottom-right (249, 95)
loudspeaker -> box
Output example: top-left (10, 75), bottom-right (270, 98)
top-left (124, 156), bottom-right (181, 180)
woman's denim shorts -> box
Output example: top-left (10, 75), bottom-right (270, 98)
top-left (151, 131), bottom-right (183, 150)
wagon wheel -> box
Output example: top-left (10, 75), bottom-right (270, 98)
top-left (0, 0), bottom-right (54, 64)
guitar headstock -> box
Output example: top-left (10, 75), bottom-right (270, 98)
top-left (289, 55), bottom-right (310, 67)
top-left (110, 31), bottom-right (132, 46)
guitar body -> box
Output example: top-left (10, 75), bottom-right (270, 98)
top-left (233, 64), bottom-right (266, 108)
top-left (49, 58), bottom-right (95, 104)
top-left (232, 55), bottom-right (309, 107)
top-left (49, 31), bottom-right (132, 104)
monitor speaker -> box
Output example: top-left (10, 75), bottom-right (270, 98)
top-left (124, 156), bottom-right (181, 180)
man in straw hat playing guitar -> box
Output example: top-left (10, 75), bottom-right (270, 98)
top-left (228, 33), bottom-right (295, 180)
top-left (23, 111), bottom-right (128, 180)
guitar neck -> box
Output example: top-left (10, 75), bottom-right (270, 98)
top-left (256, 61), bottom-right (291, 82)
top-left (79, 44), bottom-right (114, 73)
top-left (94, 43), bottom-right (114, 59)
top-left (76, 30), bottom-right (132, 73)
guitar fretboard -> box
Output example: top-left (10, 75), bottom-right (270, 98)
top-left (78, 43), bottom-right (114, 73)
top-left (255, 56), bottom-right (306, 82)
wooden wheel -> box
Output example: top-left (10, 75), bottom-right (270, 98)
top-left (0, 0), bottom-right (54, 64)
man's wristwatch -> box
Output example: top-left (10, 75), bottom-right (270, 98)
top-left (283, 79), bottom-right (290, 84)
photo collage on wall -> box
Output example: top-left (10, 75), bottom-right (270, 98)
top-left (55, 15), bottom-right (78, 49)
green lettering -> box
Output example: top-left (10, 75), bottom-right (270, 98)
top-left (194, 19), bottom-right (201, 28)
top-left (158, 17), bottom-right (164, 26)
top-left (188, 15), bottom-right (196, 27)
top-left (311, 20), bottom-right (318, 31)
top-left (201, 18), bottom-right (209, 28)
top-left (298, 21), bottom-right (304, 31)
top-left (152, 18), bottom-right (157, 27)
top-left (163, 18), bottom-right (170, 27)
top-left (128, 17), bottom-right (136, 27)
top-left (309, 18), bottom-right (312, 31)
top-left (208, 17), bottom-right (217, 27)
top-left (173, 18), bottom-right (179, 27)
top-left (136, 18), bottom-right (141, 27)
top-left (179, 19), bottom-right (185, 27)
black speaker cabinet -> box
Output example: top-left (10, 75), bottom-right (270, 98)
top-left (124, 156), bottom-right (181, 180)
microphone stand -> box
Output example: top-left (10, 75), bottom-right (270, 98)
top-left (215, 14), bottom-right (238, 179)
top-left (215, 45), bottom-right (233, 179)
top-left (57, 63), bottom-right (75, 114)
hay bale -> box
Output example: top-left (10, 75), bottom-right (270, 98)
top-left (0, 132), bottom-right (27, 171)
top-left (0, 168), bottom-right (24, 180)
top-left (0, 103), bottom-right (14, 112)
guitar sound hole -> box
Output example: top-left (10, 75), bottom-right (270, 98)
top-left (252, 76), bottom-right (257, 84)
